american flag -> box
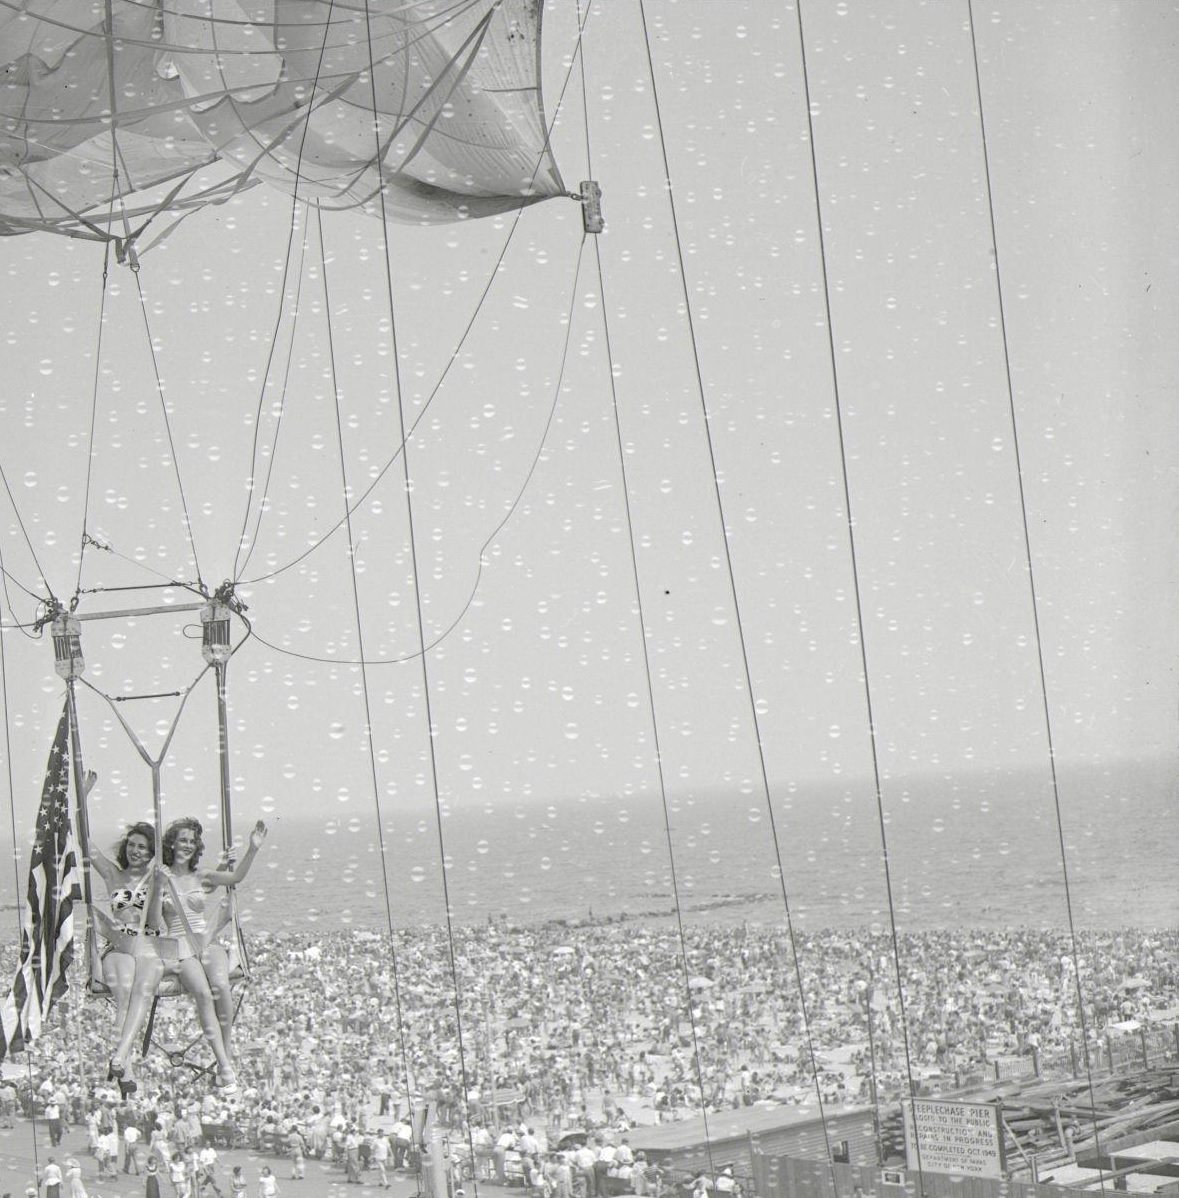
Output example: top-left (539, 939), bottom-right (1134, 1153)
top-left (0, 702), bottom-right (81, 1062)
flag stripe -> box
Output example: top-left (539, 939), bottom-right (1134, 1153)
top-left (0, 701), bottom-right (81, 1063)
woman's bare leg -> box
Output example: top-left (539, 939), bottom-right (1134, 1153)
top-left (111, 951), bottom-right (164, 1070)
top-left (103, 950), bottom-right (135, 1030)
top-left (177, 958), bottom-right (234, 1081)
top-left (201, 945), bottom-right (235, 1056)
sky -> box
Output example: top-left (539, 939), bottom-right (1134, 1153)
top-left (0, 1), bottom-right (1176, 927)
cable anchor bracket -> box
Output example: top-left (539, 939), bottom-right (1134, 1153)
top-left (202, 581), bottom-right (247, 666)
top-left (578, 181), bottom-right (604, 234)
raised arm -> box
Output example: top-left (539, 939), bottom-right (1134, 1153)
top-left (81, 771), bottom-right (118, 886)
top-left (88, 842), bottom-right (118, 888)
top-left (202, 820), bottom-right (268, 886)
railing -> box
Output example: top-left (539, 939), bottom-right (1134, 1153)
top-left (1035, 1022), bottom-right (1179, 1081)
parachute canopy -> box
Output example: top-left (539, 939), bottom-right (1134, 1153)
top-left (0, 0), bottom-right (566, 245)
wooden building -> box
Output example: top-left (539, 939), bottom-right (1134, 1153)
top-left (628, 1104), bottom-right (880, 1180)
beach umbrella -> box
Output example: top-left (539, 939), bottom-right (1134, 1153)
top-left (688, 976), bottom-right (714, 991)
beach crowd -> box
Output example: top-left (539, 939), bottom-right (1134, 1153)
top-left (4, 922), bottom-right (1176, 1195)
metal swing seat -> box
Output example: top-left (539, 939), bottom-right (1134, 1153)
top-left (52, 591), bottom-right (253, 1078)
top-left (85, 914), bottom-right (251, 1078)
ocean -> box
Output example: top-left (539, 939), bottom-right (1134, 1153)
top-left (229, 759), bottom-right (1177, 934)
top-left (0, 759), bottom-right (1171, 936)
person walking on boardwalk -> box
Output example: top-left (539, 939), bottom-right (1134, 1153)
top-left (42, 1159), bottom-right (63, 1198)
top-left (124, 1121), bottom-right (142, 1174)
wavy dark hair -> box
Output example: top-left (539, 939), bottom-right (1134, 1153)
top-left (162, 817), bottom-right (204, 871)
top-left (115, 822), bottom-right (155, 870)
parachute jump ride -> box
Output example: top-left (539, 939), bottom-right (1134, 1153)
top-left (0, 0), bottom-right (601, 1087)
top-left (2, 7), bottom-right (1172, 1198)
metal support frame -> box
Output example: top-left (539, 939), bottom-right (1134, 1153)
top-left (74, 601), bottom-right (206, 622)
top-left (141, 987), bottom-right (248, 1077)
top-left (54, 587), bottom-right (253, 1039)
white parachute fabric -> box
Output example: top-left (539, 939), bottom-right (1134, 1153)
top-left (0, 0), bottom-right (564, 243)
top-left (162, 0), bottom-right (564, 221)
top-left (0, 1), bottom-right (219, 239)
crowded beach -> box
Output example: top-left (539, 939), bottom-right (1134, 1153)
top-left (2, 921), bottom-right (1176, 1195)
